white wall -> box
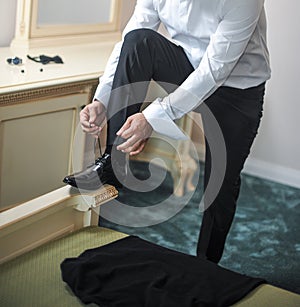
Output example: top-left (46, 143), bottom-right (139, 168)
top-left (244, 0), bottom-right (300, 188)
top-left (1, 0), bottom-right (300, 188)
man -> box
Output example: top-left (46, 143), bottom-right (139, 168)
top-left (64, 0), bottom-right (271, 263)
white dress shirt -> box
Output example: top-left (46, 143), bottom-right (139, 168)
top-left (94, 0), bottom-right (271, 139)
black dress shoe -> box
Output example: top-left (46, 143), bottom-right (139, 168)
top-left (63, 153), bottom-right (125, 190)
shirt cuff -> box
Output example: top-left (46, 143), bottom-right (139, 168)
top-left (93, 83), bottom-right (112, 109)
top-left (142, 98), bottom-right (188, 140)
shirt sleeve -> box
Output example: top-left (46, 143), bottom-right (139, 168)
top-left (143, 0), bottom-right (265, 139)
top-left (93, 0), bottom-right (160, 108)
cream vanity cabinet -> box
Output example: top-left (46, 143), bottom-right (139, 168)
top-left (0, 44), bottom-right (120, 263)
top-left (0, 79), bottom-right (95, 210)
top-left (1, 0), bottom-right (123, 211)
top-left (0, 0), bottom-right (121, 263)
top-left (0, 44), bottom-right (116, 212)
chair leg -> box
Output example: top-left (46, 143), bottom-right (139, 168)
top-left (172, 156), bottom-right (197, 197)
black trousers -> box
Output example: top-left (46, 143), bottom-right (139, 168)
top-left (106, 29), bottom-right (265, 263)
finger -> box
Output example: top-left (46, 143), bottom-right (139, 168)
top-left (79, 108), bottom-right (95, 128)
top-left (79, 108), bottom-right (91, 128)
top-left (80, 123), bottom-right (99, 134)
top-left (117, 135), bottom-right (139, 152)
top-left (123, 143), bottom-right (141, 155)
top-left (80, 107), bottom-right (103, 133)
top-left (129, 141), bottom-right (147, 156)
top-left (88, 105), bottom-right (99, 124)
top-left (116, 118), bottom-right (132, 136)
top-left (119, 125), bottom-right (134, 140)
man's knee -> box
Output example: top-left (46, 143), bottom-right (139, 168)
top-left (121, 29), bottom-right (159, 62)
top-left (125, 28), bottom-right (157, 40)
top-left (123, 28), bottom-right (159, 49)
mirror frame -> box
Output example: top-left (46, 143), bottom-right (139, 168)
top-left (31, 0), bottom-right (121, 37)
top-left (11, 0), bottom-right (122, 48)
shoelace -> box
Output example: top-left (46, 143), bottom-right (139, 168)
top-left (95, 136), bottom-right (103, 157)
top-left (94, 136), bottom-right (108, 166)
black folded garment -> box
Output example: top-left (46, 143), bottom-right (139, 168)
top-left (61, 236), bottom-right (265, 307)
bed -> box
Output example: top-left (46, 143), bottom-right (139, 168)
top-left (0, 186), bottom-right (299, 306)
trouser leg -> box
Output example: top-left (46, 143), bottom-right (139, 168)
top-left (196, 83), bottom-right (265, 263)
top-left (105, 28), bottom-right (194, 151)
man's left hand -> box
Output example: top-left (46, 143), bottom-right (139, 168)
top-left (116, 113), bottom-right (153, 156)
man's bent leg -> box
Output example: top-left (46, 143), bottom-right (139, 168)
top-left (64, 29), bottom-right (194, 190)
top-left (106, 28), bottom-right (194, 149)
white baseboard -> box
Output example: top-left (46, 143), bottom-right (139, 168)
top-left (243, 157), bottom-right (300, 189)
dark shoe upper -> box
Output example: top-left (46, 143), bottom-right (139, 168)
top-left (63, 153), bottom-right (125, 190)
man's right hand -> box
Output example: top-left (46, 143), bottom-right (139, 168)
top-left (80, 99), bottom-right (106, 137)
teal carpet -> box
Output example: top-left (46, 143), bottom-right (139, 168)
top-left (99, 161), bottom-right (300, 294)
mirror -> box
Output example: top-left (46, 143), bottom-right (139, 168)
top-left (31, 0), bottom-right (120, 37)
top-left (11, 0), bottom-right (121, 48)
top-left (37, 0), bottom-right (112, 26)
